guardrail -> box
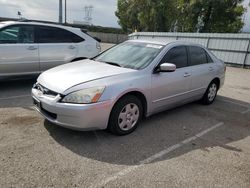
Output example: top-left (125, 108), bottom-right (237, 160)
top-left (129, 32), bottom-right (250, 68)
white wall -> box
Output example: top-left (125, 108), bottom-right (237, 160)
top-left (129, 32), bottom-right (250, 67)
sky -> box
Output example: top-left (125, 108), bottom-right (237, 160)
top-left (0, 0), bottom-right (249, 31)
top-left (0, 0), bottom-right (120, 28)
top-left (242, 0), bottom-right (250, 32)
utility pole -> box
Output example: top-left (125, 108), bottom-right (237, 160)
top-left (65, 0), bottom-right (67, 24)
top-left (84, 5), bottom-right (93, 25)
top-left (59, 0), bottom-right (63, 23)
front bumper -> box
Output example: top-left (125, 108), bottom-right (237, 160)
top-left (32, 88), bottom-right (113, 131)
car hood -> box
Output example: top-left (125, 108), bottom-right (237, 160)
top-left (38, 59), bottom-right (136, 93)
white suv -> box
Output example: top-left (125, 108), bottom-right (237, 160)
top-left (0, 21), bottom-right (101, 78)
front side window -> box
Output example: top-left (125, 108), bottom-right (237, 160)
top-left (189, 46), bottom-right (208, 66)
top-left (161, 46), bottom-right (188, 69)
top-left (94, 42), bottom-right (163, 70)
top-left (0, 25), bottom-right (34, 44)
top-left (36, 26), bottom-right (84, 43)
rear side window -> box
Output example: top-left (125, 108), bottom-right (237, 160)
top-left (189, 46), bottom-right (208, 66)
top-left (36, 26), bottom-right (84, 43)
top-left (161, 46), bottom-right (188, 69)
top-left (206, 52), bottom-right (213, 63)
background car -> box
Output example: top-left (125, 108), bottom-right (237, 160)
top-left (32, 40), bottom-right (226, 135)
top-left (0, 21), bottom-right (101, 79)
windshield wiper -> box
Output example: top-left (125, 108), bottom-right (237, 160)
top-left (103, 61), bottom-right (122, 67)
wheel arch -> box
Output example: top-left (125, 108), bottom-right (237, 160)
top-left (111, 90), bottom-right (148, 118)
top-left (211, 77), bottom-right (220, 89)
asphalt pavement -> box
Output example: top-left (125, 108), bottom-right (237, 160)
top-left (0, 49), bottom-right (249, 187)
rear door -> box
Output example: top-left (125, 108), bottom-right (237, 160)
top-left (0, 25), bottom-right (39, 76)
top-left (188, 46), bottom-right (216, 96)
top-left (35, 26), bottom-right (78, 71)
top-left (151, 46), bottom-right (192, 111)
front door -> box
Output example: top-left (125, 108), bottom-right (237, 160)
top-left (151, 46), bottom-right (192, 111)
top-left (0, 25), bottom-right (39, 76)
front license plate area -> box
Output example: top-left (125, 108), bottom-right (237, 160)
top-left (33, 98), bottom-right (41, 109)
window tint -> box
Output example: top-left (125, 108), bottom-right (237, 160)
top-left (71, 32), bottom-right (85, 43)
top-left (36, 26), bottom-right (84, 43)
top-left (0, 26), bottom-right (18, 43)
top-left (19, 26), bottom-right (35, 43)
top-left (161, 46), bottom-right (188, 68)
top-left (0, 25), bottom-right (34, 44)
top-left (189, 46), bottom-right (208, 66)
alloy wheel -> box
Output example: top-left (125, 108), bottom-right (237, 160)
top-left (208, 83), bottom-right (217, 102)
top-left (118, 103), bottom-right (140, 131)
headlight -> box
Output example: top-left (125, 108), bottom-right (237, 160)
top-left (61, 86), bottom-right (105, 104)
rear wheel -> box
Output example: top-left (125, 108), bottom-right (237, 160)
top-left (108, 95), bottom-right (143, 135)
top-left (202, 81), bottom-right (218, 105)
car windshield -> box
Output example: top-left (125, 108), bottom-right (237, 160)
top-left (94, 41), bottom-right (164, 70)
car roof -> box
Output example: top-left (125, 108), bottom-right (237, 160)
top-left (127, 39), bottom-right (206, 48)
top-left (0, 21), bottom-right (79, 31)
top-left (0, 21), bottom-right (15, 27)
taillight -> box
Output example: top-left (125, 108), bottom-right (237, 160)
top-left (96, 42), bottom-right (101, 50)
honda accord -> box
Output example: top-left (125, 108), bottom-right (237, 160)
top-left (32, 40), bottom-right (226, 135)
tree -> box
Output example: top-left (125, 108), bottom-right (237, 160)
top-left (178, 0), bottom-right (245, 33)
top-left (115, 0), bottom-right (141, 32)
top-left (115, 0), bottom-right (177, 32)
top-left (116, 0), bottom-right (245, 33)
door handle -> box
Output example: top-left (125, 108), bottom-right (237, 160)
top-left (68, 45), bottom-right (76, 49)
top-left (184, 72), bottom-right (191, 77)
top-left (27, 46), bottom-right (38, 50)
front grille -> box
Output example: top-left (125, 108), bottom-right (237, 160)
top-left (33, 83), bottom-right (58, 97)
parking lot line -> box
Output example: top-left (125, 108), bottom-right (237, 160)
top-left (90, 122), bottom-right (224, 188)
top-left (0, 95), bottom-right (31, 100)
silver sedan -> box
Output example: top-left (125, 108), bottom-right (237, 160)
top-left (32, 40), bottom-right (226, 135)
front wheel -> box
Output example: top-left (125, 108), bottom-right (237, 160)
top-left (202, 81), bottom-right (218, 105)
top-left (108, 95), bottom-right (143, 136)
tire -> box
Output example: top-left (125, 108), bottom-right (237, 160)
top-left (201, 81), bottom-right (218, 105)
top-left (108, 95), bottom-right (143, 136)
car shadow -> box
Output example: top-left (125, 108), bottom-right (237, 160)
top-left (0, 78), bottom-right (37, 108)
top-left (44, 96), bottom-right (250, 166)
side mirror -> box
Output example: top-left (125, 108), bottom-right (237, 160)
top-left (155, 63), bottom-right (176, 73)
